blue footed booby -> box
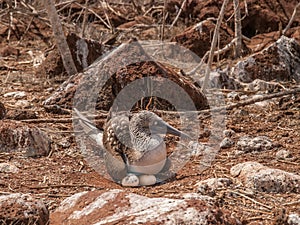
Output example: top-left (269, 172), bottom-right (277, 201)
top-left (74, 108), bottom-right (190, 187)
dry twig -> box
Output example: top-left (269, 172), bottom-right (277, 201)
top-left (188, 37), bottom-right (237, 75)
top-left (43, 0), bottom-right (77, 76)
top-left (283, 2), bottom-right (300, 35)
top-left (169, 0), bottom-right (187, 29)
top-left (229, 190), bottom-right (273, 210)
top-left (202, 0), bottom-right (230, 92)
top-left (233, 0), bottom-right (242, 58)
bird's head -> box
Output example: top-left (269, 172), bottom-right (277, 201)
top-left (130, 111), bottom-right (190, 139)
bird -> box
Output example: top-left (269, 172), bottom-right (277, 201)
top-left (74, 108), bottom-right (190, 187)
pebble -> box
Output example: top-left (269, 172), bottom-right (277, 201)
top-left (276, 149), bottom-right (292, 160)
top-left (220, 137), bottom-right (235, 149)
top-left (0, 162), bottom-right (19, 173)
top-left (4, 91), bottom-right (27, 99)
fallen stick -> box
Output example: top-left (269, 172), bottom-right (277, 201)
top-left (21, 88), bottom-right (300, 123)
top-left (157, 87), bottom-right (300, 115)
top-left (169, 0), bottom-right (188, 29)
top-left (283, 2), bottom-right (300, 35)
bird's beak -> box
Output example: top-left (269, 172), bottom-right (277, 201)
top-left (152, 120), bottom-right (191, 139)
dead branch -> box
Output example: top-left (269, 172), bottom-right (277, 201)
top-left (156, 87), bottom-right (300, 115)
top-left (43, 0), bottom-right (78, 76)
top-left (283, 2), bottom-right (300, 35)
top-left (233, 0), bottom-right (242, 58)
top-left (222, 87), bottom-right (300, 112)
top-left (102, 0), bottom-right (113, 32)
top-left (229, 190), bottom-right (273, 210)
top-left (201, 0), bottom-right (230, 92)
top-left (80, 0), bottom-right (88, 38)
top-left (169, 0), bottom-right (188, 29)
top-left (188, 37), bottom-right (237, 75)
top-left (73, 2), bottom-right (111, 30)
top-left (27, 184), bottom-right (104, 189)
top-left (161, 0), bottom-right (166, 41)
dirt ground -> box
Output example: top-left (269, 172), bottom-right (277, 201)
top-left (0, 0), bottom-right (299, 224)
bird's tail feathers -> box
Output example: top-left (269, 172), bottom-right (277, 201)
top-left (73, 108), bottom-right (104, 147)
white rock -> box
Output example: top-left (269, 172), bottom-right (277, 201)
top-left (220, 137), bottom-right (234, 149)
top-left (15, 100), bottom-right (30, 108)
top-left (0, 162), bottom-right (19, 173)
top-left (237, 136), bottom-right (274, 152)
top-left (223, 129), bottom-right (235, 137)
top-left (231, 162), bottom-right (300, 193)
top-left (0, 193), bottom-right (49, 224)
top-left (276, 149), bottom-right (292, 160)
top-left (50, 189), bottom-right (240, 225)
top-left (196, 178), bottom-right (232, 196)
top-left (288, 213), bottom-right (300, 225)
top-left (4, 91), bottom-right (26, 99)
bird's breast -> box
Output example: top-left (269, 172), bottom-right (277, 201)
top-left (128, 142), bottom-right (167, 174)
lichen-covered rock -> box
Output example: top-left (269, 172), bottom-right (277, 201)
top-left (198, 70), bottom-right (243, 90)
top-left (196, 178), bottom-right (232, 196)
top-left (0, 193), bottom-right (49, 225)
top-left (288, 213), bottom-right (300, 225)
top-left (230, 162), bottom-right (300, 193)
top-left (236, 136), bottom-right (274, 153)
top-left (44, 41), bottom-right (208, 112)
top-left (276, 149), bottom-right (293, 160)
top-left (0, 120), bottom-right (51, 157)
top-left (51, 189), bottom-right (240, 225)
top-left (220, 137), bottom-right (235, 149)
top-left (0, 162), bottom-right (19, 173)
top-left (234, 36), bottom-right (300, 83)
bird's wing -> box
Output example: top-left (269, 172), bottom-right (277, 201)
top-left (74, 108), bottom-right (128, 182)
top-left (103, 117), bottom-right (131, 182)
top-left (73, 108), bottom-right (104, 149)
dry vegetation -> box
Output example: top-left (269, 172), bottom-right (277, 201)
top-left (0, 0), bottom-right (299, 224)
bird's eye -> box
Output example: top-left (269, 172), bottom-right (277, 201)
top-left (153, 121), bottom-right (158, 126)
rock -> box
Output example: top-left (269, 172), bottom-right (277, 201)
top-left (14, 100), bottom-right (31, 108)
top-left (288, 213), bottom-right (300, 225)
top-left (0, 162), bottom-right (19, 173)
top-left (51, 189), bottom-right (240, 225)
top-left (44, 41), bottom-right (208, 112)
top-left (198, 70), bottom-right (243, 90)
top-left (188, 141), bottom-right (206, 157)
top-left (234, 109), bottom-right (249, 117)
top-left (230, 162), bottom-right (300, 193)
top-left (234, 36), bottom-right (300, 83)
top-left (236, 136), bottom-right (274, 153)
top-left (227, 92), bottom-right (241, 101)
top-left (220, 137), bottom-right (234, 149)
top-left (247, 79), bottom-right (280, 92)
top-left (196, 178), bottom-right (232, 196)
top-left (0, 120), bottom-right (51, 157)
top-left (0, 193), bottom-right (49, 225)
top-left (57, 138), bottom-right (71, 148)
top-left (276, 149), bottom-right (293, 160)
top-left (3, 91), bottom-right (27, 99)
top-left (36, 33), bottom-right (104, 78)
top-left (223, 129), bottom-right (235, 137)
